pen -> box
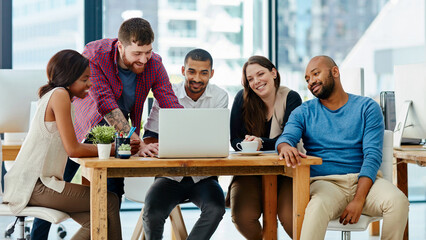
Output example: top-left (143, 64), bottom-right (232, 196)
top-left (127, 127), bottom-right (136, 139)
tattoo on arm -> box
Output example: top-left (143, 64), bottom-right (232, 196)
top-left (104, 108), bottom-right (131, 133)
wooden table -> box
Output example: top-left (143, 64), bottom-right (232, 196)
top-left (75, 153), bottom-right (322, 240)
top-left (394, 147), bottom-right (426, 240)
top-left (1, 143), bottom-right (21, 161)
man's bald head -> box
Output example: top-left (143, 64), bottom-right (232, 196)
top-left (305, 55), bottom-right (343, 100)
top-left (310, 55), bottom-right (337, 68)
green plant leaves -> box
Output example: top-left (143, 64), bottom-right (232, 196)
top-left (88, 125), bottom-right (116, 144)
top-left (118, 143), bottom-right (131, 151)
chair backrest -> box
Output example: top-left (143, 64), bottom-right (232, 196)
top-left (379, 130), bottom-right (393, 181)
top-left (123, 177), bottom-right (155, 203)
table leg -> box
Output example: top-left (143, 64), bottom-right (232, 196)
top-left (292, 165), bottom-right (310, 240)
top-left (369, 221), bottom-right (380, 236)
top-left (396, 158), bottom-right (408, 240)
top-left (90, 168), bottom-right (108, 240)
top-left (262, 175), bottom-right (277, 240)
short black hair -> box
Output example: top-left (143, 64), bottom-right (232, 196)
top-left (184, 49), bottom-right (213, 69)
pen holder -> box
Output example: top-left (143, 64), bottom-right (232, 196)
top-left (115, 137), bottom-right (131, 158)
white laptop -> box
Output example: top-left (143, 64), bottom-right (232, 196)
top-left (158, 108), bottom-right (230, 158)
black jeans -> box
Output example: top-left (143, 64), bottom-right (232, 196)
top-left (142, 176), bottom-right (225, 240)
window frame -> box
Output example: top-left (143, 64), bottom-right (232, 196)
top-left (0, 0), bottom-right (12, 69)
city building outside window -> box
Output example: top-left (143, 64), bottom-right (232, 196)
top-left (12, 0), bottom-right (84, 69)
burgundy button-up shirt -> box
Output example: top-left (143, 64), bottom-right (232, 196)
top-left (73, 38), bottom-right (182, 142)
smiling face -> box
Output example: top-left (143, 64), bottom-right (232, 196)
top-left (245, 63), bottom-right (277, 99)
top-left (69, 67), bottom-right (91, 99)
top-left (118, 41), bottom-right (152, 74)
top-left (304, 57), bottom-right (337, 99)
top-left (182, 58), bottom-right (214, 100)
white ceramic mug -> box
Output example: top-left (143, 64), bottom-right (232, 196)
top-left (236, 141), bottom-right (258, 152)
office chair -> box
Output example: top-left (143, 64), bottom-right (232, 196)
top-left (0, 141), bottom-right (70, 240)
top-left (124, 177), bottom-right (188, 240)
top-left (327, 130), bottom-right (394, 240)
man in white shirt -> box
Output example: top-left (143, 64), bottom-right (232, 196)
top-left (142, 49), bottom-right (228, 240)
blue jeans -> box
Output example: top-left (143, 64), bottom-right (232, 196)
top-left (30, 158), bottom-right (125, 239)
top-left (142, 177), bottom-right (225, 240)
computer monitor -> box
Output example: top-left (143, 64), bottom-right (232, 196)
top-left (393, 63), bottom-right (426, 149)
top-left (340, 67), bottom-right (364, 96)
top-left (0, 70), bottom-right (46, 142)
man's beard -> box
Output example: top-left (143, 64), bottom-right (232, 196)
top-left (312, 70), bottom-right (335, 99)
top-left (121, 52), bottom-right (145, 74)
top-left (187, 80), bottom-right (207, 94)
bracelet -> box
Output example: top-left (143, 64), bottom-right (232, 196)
top-left (259, 138), bottom-right (264, 149)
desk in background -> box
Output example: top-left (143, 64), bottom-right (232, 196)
top-left (75, 153), bottom-right (322, 240)
top-left (394, 147), bottom-right (426, 240)
top-left (1, 143), bottom-right (21, 161)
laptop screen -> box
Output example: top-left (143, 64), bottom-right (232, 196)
top-left (158, 108), bottom-right (230, 158)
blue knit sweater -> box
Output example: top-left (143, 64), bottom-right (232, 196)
top-left (275, 94), bottom-right (385, 182)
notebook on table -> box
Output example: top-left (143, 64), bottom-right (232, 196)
top-left (158, 108), bottom-right (230, 158)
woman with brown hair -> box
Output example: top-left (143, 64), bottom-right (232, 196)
top-left (228, 55), bottom-right (302, 239)
top-left (3, 49), bottom-right (122, 240)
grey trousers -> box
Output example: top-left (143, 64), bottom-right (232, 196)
top-left (28, 180), bottom-right (122, 240)
top-left (143, 177), bottom-right (225, 240)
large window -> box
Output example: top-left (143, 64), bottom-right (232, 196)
top-left (103, 0), bottom-right (269, 98)
top-left (12, 0), bottom-right (84, 69)
top-left (277, 0), bottom-right (388, 100)
top-left (168, 47), bottom-right (194, 64)
top-left (4, 0), bottom-right (423, 202)
top-left (167, 20), bottom-right (196, 38)
top-left (167, 0), bottom-right (196, 11)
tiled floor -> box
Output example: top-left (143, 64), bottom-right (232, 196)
top-left (0, 202), bottom-right (424, 240)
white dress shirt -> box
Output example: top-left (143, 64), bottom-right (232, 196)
top-left (144, 80), bottom-right (229, 183)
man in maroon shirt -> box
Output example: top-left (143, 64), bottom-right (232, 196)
top-left (74, 17), bottom-right (182, 156)
top-left (31, 17), bottom-right (182, 240)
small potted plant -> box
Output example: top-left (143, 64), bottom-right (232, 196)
top-left (88, 125), bottom-right (116, 159)
top-left (117, 143), bottom-right (131, 159)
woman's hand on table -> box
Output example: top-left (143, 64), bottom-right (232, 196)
top-left (244, 135), bottom-right (263, 151)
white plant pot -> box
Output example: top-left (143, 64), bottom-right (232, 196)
top-left (97, 143), bottom-right (112, 159)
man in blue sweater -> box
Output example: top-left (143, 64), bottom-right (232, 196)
top-left (276, 55), bottom-right (409, 240)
